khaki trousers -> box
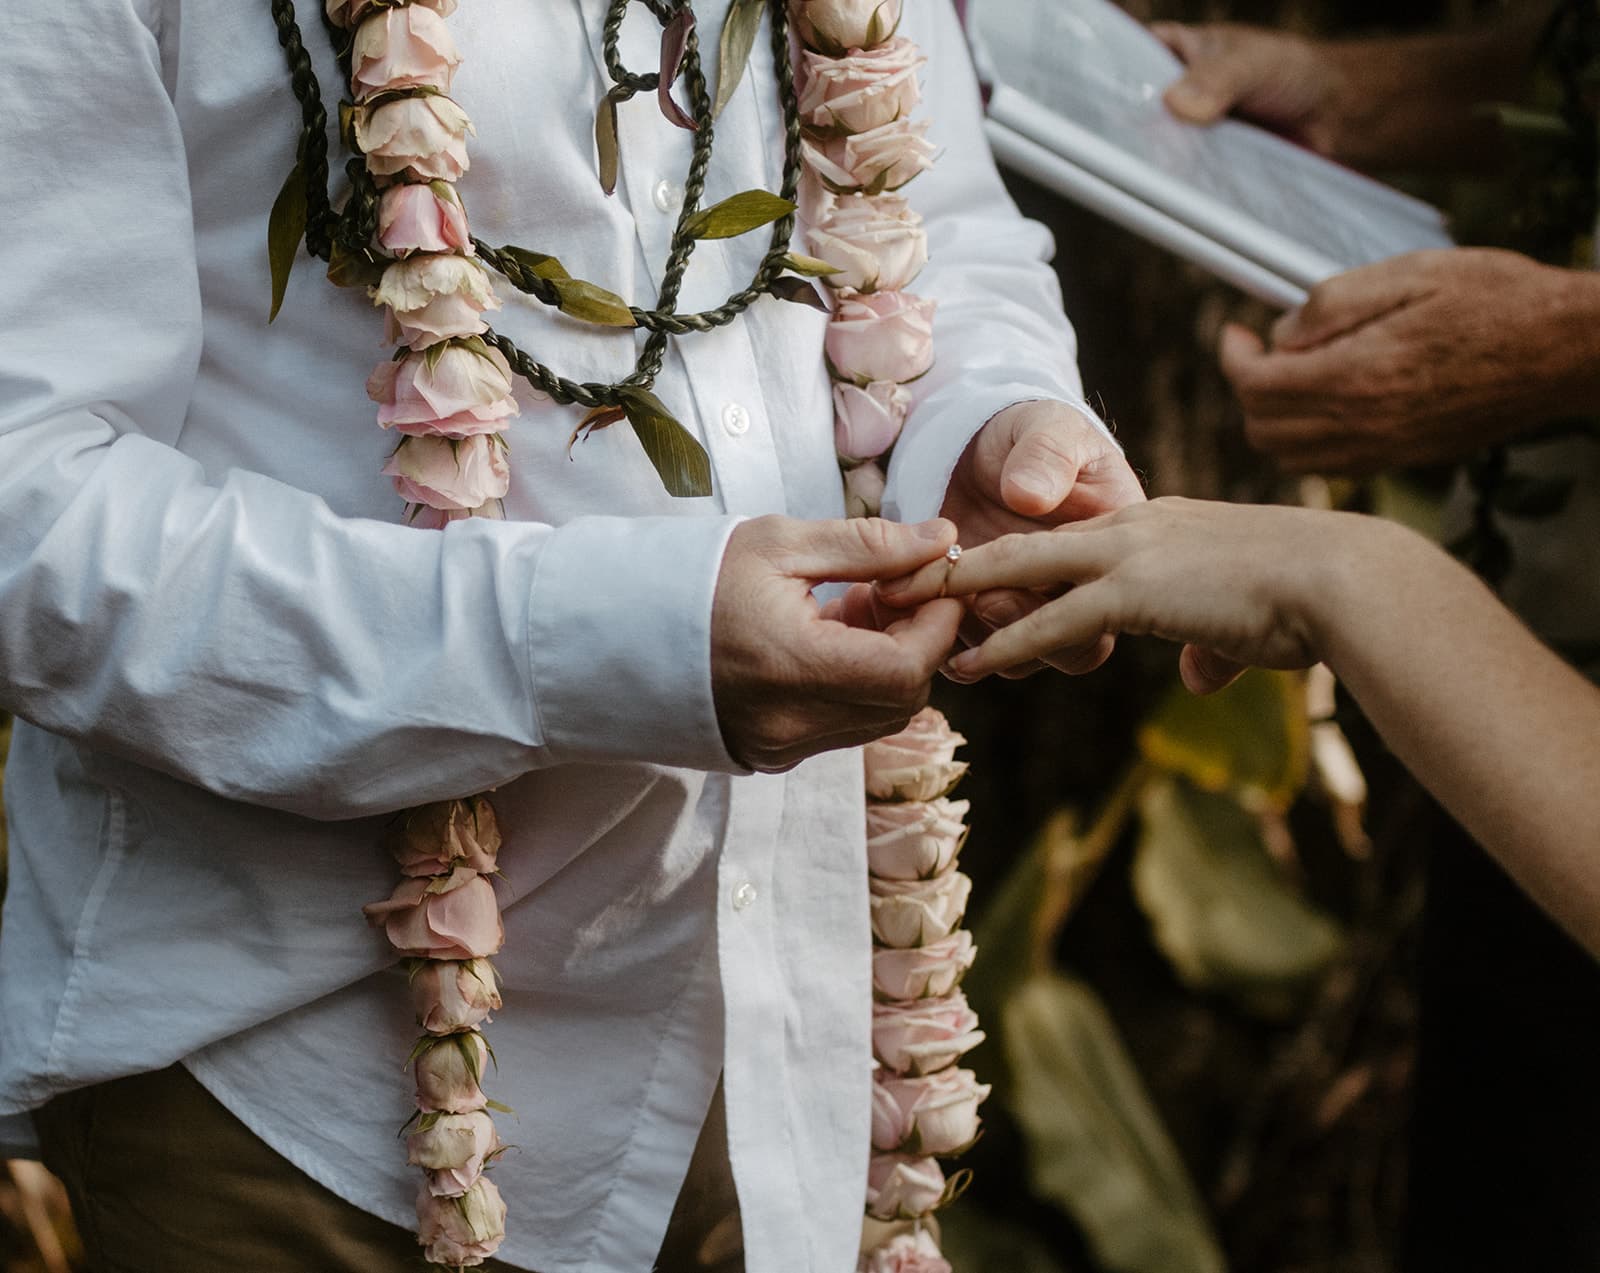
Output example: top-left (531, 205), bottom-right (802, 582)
top-left (32, 1064), bottom-right (743, 1273)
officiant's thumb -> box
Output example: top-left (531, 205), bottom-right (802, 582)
top-left (782, 516), bottom-right (957, 585)
top-left (1151, 24), bottom-right (1236, 124)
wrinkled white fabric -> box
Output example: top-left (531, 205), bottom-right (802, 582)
top-left (0, 2), bottom-right (1096, 1269)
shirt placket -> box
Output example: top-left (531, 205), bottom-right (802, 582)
top-left (575, 0), bottom-right (789, 518)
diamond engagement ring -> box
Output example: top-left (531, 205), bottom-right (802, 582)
top-left (945, 544), bottom-right (963, 564)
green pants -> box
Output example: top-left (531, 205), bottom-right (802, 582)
top-left (32, 1064), bottom-right (743, 1272)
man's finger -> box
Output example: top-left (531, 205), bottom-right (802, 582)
top-left (1219, 323), bottom-right (1357, 411)
top-left (1179, 644), bottom-right (1249, 695)
top-left (812, 596), bottom-right (965, 702)
top-left (778, 516), bottom-right (957, 584)
top-left (1152, 24), bottom-right (1243, 124)
top-left (999, 414), bottom-right (1084, 518)
top-left (1271, 263), bottom-right (1419, 352)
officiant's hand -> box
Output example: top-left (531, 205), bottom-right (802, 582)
top-left (1152, 22), bottom-right (1353, 157)
top-left (711, 515), bottom-right (964, 773)
top-left (934, 400), bottom-right (1145, 679)
top-left (1220, 248), bottom-right (1600, 475)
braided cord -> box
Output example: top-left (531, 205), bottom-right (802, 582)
top-left (270, 0), bottom-right (805, 410)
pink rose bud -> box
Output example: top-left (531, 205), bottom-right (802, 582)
top-left (379, 182), bottom-right (473, 258)
top-left (869, 872), bottom-right (971, 949)
top-left (363, 866), bottom-right (505, 960)
top-left (863, 707), bottom-right (968, 801)
top-left (859, 1230), bottom-right (953, 1273)
top-left (835, 382), bottom-right (912, 462)
top-left (351, 6), bottom-right (461, 97)
top-left (798, 39), bottom-right (924, 134)
top-left (408, 501), bottom-right (505, 530)
top-left (354, 94), bottom-right (475, 183)
top-left (388, 796), bottom-right (502, 877)
top-left (375, 253), bottom-right (501, 350)
top-left (809, 193), bottom-right (928, 293)
top-left (827, 291), bottom-right (936, 390)
top-left (381, 434), bottom-right (511, 513)
top-left (413, 1031), bottom-right (490, 1115)
top-left (873, 931), bottom-right (977, 1001)
top-left (866, 797), bottom-right (969, 881)
top-left (406, 1109), bottom-right (500, 1197)
top-left (326, 0), bottom-right (457, 29)
top-left (871, 1067), bottom-right (990, 1156)
top-left (803, 116), bottom-right (936, 195)
top-left (368, 342), bottom-right (520, 438)
top-left (416, 1175), bottom-right (507, 1265)
top-left (412, 958), bottom-right (503, 1033)
top-left (793, 0), bottom-right (905, 54)
top-left (842, 459), bottom-right (887, 519)
top-left (865, 1153), bottom-right (948, 1221)
top-left (872, 991), bottom-right (985, 1076)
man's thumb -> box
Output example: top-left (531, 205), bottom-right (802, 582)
top-left (781, 517), bottom-right (957, 584)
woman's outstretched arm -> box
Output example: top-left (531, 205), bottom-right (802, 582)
top-left (881, 498), bottom-right (1600, 957)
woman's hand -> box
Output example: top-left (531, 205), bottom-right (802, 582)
top-left (878, 498), bottom-right (1396, 693)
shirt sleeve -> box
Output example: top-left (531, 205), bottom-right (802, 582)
top-left (881, 0), bottom-right (1114, 526)
top-left (0, 2), bottom-right (741, 821)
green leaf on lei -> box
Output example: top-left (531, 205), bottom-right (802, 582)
top-left (550, 277), bottom-right (637, 327)
top-left (595, 89), bottom-right (621, 196)
top-left (267, 161), bottom-right (307, 322)
top-left (618, 388), bottom-right (713, 498)
top-left (682, 189), bottom-right (795, 241)
top-left (714, 0), bottom-right (765, 118)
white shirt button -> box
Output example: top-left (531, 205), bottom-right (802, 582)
top-left (721, 402), bottom-right (751, 436)
top-left (731, 881), bottom-right (758, 911)
top-left (652, 179), bottom-right (683, 214)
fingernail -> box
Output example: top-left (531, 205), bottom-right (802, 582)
top-left (913, 520), bottom-right (949, 542)
top-left (977, 598), bottom-right (1025, 627)
top-left (949, 650), bottom-right (982, 677)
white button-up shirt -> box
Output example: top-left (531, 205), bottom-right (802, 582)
top-left (0, 2), bottom-right (1093, 1270)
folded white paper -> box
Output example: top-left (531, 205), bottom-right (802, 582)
top-left (970, 0), bottom-right (1454, 306)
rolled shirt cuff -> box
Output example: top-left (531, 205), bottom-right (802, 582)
top-left (527, 514), bottom-right (744, 773)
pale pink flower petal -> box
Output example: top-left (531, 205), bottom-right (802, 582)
top-left (352, 6), bottom-right (461, 97)
top-left (416, 1175), bottom-right (506, 1262)
top-left (378, 182), bottom-right (473, 257)
top-left (381, 434), bottom-right (511, 513)
top-left (798, 39), bottom-right (923, 134)
top-left (412, 958), bottom-right (502, 1033)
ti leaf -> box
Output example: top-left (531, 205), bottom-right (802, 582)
top-left (714, 0), bottom-right (765, 117)
top-left (267, 161), bottom-right (307, 322)
top-left (618, 388), bottom-right (713, 498)
top-left (550, 277), bottom-right (637, 327)
top-left (658, 8), bottom-right (698, 131)
top-left (1003, 972), bottom-right (1228, 1273)
top-left (326, 242), bottom-right (387, 290)
top-left (768, 276), bottom-right (830, 312)
top-left (780, 251), bottom-right (843, 277)
top-left (682, 189), bottom-right (796, 240)
top-left (1137, 668), bottom-right (1308, 812)
top-left (501, 247), bottom-right (571, 282)
top-left (1132, 777), bottom-right (1344, 1016)
top-left (595, 89), bottom-right (621, 196)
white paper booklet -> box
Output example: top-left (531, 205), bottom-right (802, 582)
top-left (968, 0), bottom-right (1455, 307)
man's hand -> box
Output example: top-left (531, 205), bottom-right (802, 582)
top-left (1222, 249), bottom-right (1600, 475)
top-left (935, 400), bottom-right (1145, 677)
top-left (711, 515), bottom-right (964, 772)
top-left (1153, 22), bottom-right (1352, 155)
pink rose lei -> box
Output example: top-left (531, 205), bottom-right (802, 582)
top-left (792, 0), bottom-right (935, 511)
top-left (327, 0), bottom-right (514, 1265)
